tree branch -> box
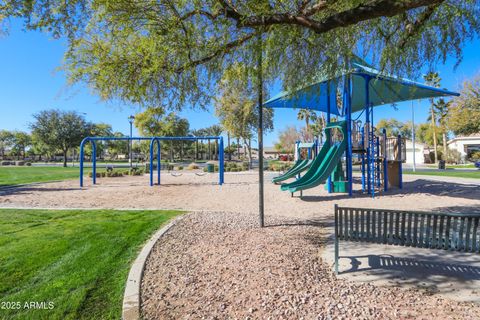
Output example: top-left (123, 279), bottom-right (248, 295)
top-left (218, 0), bottom-right (445, 34)
top-left (174, 32), bottom-right (257, 73)
top-left (397, 4), bottom-right (439, 48)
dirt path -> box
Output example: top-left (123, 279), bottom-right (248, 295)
top-left (1, 173), bottom-right (479, 219)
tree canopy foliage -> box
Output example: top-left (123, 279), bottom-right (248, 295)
top-left (275, 126), bottom-right (302, 154)
top-left (215, 63), bottom-right (273, 165)
top-left (30, 109), bottom-right (91, 167)
top-left (447, 74), bottom-right (480, 136)
top-left (2, 0), bottom-right (479, 110)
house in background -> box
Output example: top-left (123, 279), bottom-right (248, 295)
top-left (447, 134), bottom-right (480, 161)
top-left (404, 139), bottom-right (426, 165)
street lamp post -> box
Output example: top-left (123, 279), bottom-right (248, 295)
top-left (128, 115), bottom-right (135, 168)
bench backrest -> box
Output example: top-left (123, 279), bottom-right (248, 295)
top-left (334, 205), bottom-right (480, 253)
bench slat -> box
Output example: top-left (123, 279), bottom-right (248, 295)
top-left (472, 218), bottom-right (479, 253)
top-left (335, 206), bottom-right (480, 255)
top-left (466, 217), bottom-right (473, 252)
top-left (419, 214), bottom-right (426, 248)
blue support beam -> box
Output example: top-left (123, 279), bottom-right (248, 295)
top-left (219, 137), bottom-right (224, 185)
top-left (326, 81), bottom-right (332, 194)
top-left (345, 76), bottom-right (353, 197)
top-left (383, 129), bottom-right (388, 192)
top-left (398, 134), bottom-right (403, 189)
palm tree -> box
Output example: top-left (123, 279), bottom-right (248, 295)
top-left (432, 98), bottom-right (451, 161)
top-left (190, 129), bottom-right (205, 160)
top-left (205, 125), bottom-right (223, 160)
top-left (297, 109), bottom-right (317, 134)
top-left (423, 72), bottom-right (441, 163)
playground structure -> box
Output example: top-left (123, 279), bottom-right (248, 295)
top-left (272, 140), bottom-right (318, 184)
top-left (79, 136), bottom-right (224, 187)
top-left (265, 57), bottom-right (459, 197)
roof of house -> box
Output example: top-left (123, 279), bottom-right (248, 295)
top-left (447, 134), bottom-right (480, 144)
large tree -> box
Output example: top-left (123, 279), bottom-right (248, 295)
top-left (275, 126), bottom-right (302, 155)
top-left (215, 63), bottom-right (273, 167)
top-left (432, 98), bottom-right (451, 159)
top-left (0, 130), bottom-right (14, 160)
top-left (423, 71), bottom-right (441, 163)
top-left (10, 131), bottom-right (32, 160)
top-left (134, 108), bottom-right (190, 161)
top-left (30, 109), bottom-right (91, 167)
top-left (2, 1), bottom-right (478, 111)
top-left (297, 109), bottom-right (317, 134)
top-left (447, 74), bottom-right (480, 136)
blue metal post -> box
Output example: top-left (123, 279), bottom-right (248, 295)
top-left (92, 141), bottom-right (97, 185)
top-left (370, 106), bottom-right (375, 198)
top-left (149, 138), bottom-right (154, 186)
top-left (376, 136), bottom-right (381, 188)
top-left (327, 81), bottom-right (332, 193)
top-left (219, 137), bottom-right (224, 185)
top-left (157, 141), bottom-right (161, 185)
top-left (79, 138), bottom-right (87, 187)
top-left (364, 76), bottom-right (371, 194)
top-left (345, 76), bottom-right (353, 197)
top-left (398, 135), bottom-right (403, 189)
top-left (360, 128), bottom-right (365, 192)
top-left (383, 129), bottom-right (388, 192)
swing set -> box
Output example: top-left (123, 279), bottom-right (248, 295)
top-left (79, 136), bottom-right (224, 187)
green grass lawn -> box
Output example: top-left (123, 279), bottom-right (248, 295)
top-left (0, 209), bottom-right (182, 320)
top-left (425, 163), bottom-right (476, 169)
top-left (404, 169), bottom-right (480, 179)
top-left (0, 167), bottom-right (111, 187)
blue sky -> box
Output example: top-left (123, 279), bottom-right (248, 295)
top-left (0, 20), bottom-right (479, 147)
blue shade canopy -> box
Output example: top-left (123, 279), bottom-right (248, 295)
top-left (264, 58), bottom-right (459, 116)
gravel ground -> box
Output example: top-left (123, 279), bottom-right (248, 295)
top-left (141, 211), bottom-right (480, 320)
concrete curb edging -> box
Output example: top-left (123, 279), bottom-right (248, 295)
top-left (122, 214), bottom-right (186, 320)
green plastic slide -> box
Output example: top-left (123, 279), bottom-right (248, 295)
top-left (281, 121), bottom-right (347, 193)
top-left (272, 159), bottom-right (312, 184)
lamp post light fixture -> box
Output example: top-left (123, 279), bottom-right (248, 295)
top-left (128, 115), bottom-right (135, 168)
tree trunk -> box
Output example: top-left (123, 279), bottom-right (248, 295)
top-left (228, 133), bottom-right (231, 161)
top-left (195, 140), bottom-right (198, 161)
top-left (431, 106), bottom-right (438, 163)
top-left (208, 140), bottom-right (211, 160)
top-left (442, 131), bottom-right (448, 162)
top-left (181, 141), bottom-right (183, 161)
top-left (237, 138), bottom-right (240, 160)
top-left (63, 149), bottom-right (68, 167)
top-left (245, 138), bottom-right (253, 170)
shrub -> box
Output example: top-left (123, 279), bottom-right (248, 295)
top-left (177, 166), bottom-right (183, 170)
top-left (203, 167), bottom-right (208, 172)
top-left (470, 151), bottom-right (480, 162)
top-left (188, 163), bottom-right (199, 170)
top-left (26, 162), bottom-right (32, 166)
top-left (214, 165), bottom-right (219, 172)
top-left (446, 149), bottom-right (462, 164)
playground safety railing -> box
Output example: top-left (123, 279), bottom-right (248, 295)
top-left (383, 136), bottom-right (407, 162)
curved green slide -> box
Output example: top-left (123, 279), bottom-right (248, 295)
top-left (281, 121), bottom-right (347, 193)
top-left (272, 159), bottom-right (312, 184)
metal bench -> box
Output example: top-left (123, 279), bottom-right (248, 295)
top-left (334, 205), bottom-right (480, 274)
